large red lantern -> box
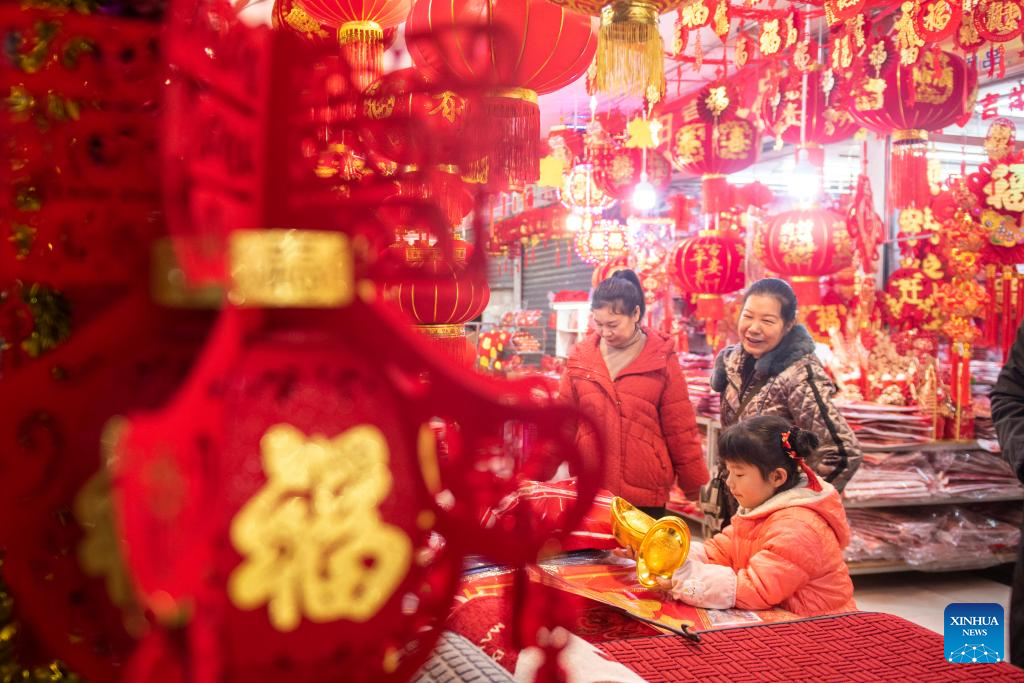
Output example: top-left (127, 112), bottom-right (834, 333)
top-left (762, 67), bottom-right (858, 147)
top-left (296, 0), bottom-right (411, 89)
top-left (761, 207), bottom-right (854, 304)
top-left (849, 46), bottom-right (977, 208)
top-left (360, 68), bottom-right (470, 169)
top-left (668, 116), bottom-right (760, 215)
top-left (381, 238), bottom-right (490, 361)
top-left (405, 0), bottom-right (597, 189)
top-left (593, 145), bottom-right (672, 202)
top-left (670, 231), bottom-right (745, 318)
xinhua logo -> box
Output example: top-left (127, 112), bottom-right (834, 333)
top-left (944, 603), bottom-right (1005, 663)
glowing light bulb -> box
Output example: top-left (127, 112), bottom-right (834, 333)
top-left (565, 212), bottom-right (584, 232)
top-left (632, 173), bottom-right (658, 212)
top-left (787, 157), bottom-right (822, 206)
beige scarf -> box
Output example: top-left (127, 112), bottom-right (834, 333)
top-left (600, 327), bottom-right (646, 380)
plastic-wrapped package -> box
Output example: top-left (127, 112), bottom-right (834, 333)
top-left (933, 450), bottom-right (1023, 498)
top-left (844, 452), bottom-right (937, 501)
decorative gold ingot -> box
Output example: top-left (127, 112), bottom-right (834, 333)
top-left (228, 229), bottom-right (354, 308)
top-left (228, 423), bottom-right (412, 631)
top-left (610, 497), bottom-right (690, 588)
top-left (891, 129), bottom-right (928, 144)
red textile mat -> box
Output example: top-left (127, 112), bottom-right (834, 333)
top-left (597, 611), bottom-right (1024, 682)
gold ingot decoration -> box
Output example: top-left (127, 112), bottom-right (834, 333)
top-left (610, 497), bottom-right (690, 588)
top-left (228, 423), bottom-right (412, 631)
top-left (228, 229), bottom-right (354, 308)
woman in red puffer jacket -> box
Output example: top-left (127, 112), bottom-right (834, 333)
top-left (549, 270), bottom-right (708, 517)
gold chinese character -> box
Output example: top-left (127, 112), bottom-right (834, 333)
top-left (681, 0), bottom-right (709, 28)
top-left (855, 78), bottom-right (886, 111)
top-left (832, 34), bottom-right (853, 70)
top-left (984, 165), bottom-right (1024, 212)
top-left (985, 121), bottom-right (1015, 161)
top-left (428, 91), bottom-right (465, 124)
top-left (674, 124), bottom-right (706, 164)
top-left (717, 121), bottom-right (751, 159)
top-left (760, 19), bottom-right (782, 56)
top-left (778, 219), bottom-right (816, 266)
top-left (228, 423), bottom-right (413, 631)
top-left (894, 1), bottom-right (925, 65)
top-left (894, 273), bottom-right (925, 308)
top-left (986, 0), bottom-right (1022, 34)
top-left (911, 54), bottom-right (953, 105)
top-left (610, 154), bottom-right (635, 183)
top-left (921, 0), bottom-right (953, 32)
top-left (364, 93), bottom-right (396, 120)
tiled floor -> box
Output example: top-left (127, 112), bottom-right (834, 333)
top-left (854, 571), bottom-right (1013, 662)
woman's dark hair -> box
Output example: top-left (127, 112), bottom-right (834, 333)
top-left (718, 416), bottom-right (819, 492)
top-left (592, 268), bottom-right (645, 318)
top-left (743, 278), bottom-right (798, 324)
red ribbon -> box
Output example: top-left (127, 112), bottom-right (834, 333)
top-left (780, 429), bottom-right (822, 492)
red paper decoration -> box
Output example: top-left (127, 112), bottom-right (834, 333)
top-left (974, 0), bottom-right (1024, 42)
top-left (804, 289), bottom-right (849, 341)
top-left (761, 207), bottom-right (854, 304)
top-left (883, 267), bottom-right (939, 329)
top-left (405, 0), bottom-right (597, 189)
top-left (914, 0), bottom-right (962, 42)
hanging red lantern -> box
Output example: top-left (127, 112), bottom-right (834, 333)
top-left (560, 163), bottom-right (616, 215)
top-left (849, 45), bottom-right (977, 208)
top-left (376, 167), bottom-right (474, 241)
top-left (761, 67), bottom-right (858, 147)
top-left (670, 231), bottom-right (745, 319)
top-left (546, 125), bottom-right (586, 168)
top-left (761, 207), bottom-right (854, 304)
top-left (296, 0), bottom-right (411, 90)
top-left (360, 68), bottom-right (470, 169)
top-left (591, 256), bottom-right (632, 288)
top-left (405, 0), bottom-right (597, 189)
top-left (667, 115), bottom-right (760, 214)
top-left (573, 219), bottom-right (630, 264)
top-left (592, 145), bottom-right (672, 202)
top-left (381, 238), bottom-right (490, 361)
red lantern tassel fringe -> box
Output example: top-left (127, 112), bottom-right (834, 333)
top-left (478, 93), bottom-right (541, 190)
top-left (890, 133), bottom-right (930, 209)
top-left (339, 22), bottom-right (385, 92)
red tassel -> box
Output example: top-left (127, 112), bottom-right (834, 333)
top-left (554, 244), bottom-right (561, 267)
top-left (890, 138), bottom-right (930, 209)
top-left (1005, 274), bottom-right (1014, 362)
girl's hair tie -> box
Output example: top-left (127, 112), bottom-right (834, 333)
top-left (780, 429), bottom-right (822, 492)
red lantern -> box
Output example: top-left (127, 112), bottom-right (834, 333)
top-left (296, 0), bottom-right (411, 89)
top-left (761, 68), bottom-right (858, 147)
top-left (405, 0), bottom-right (597, 189)
top-left (591, 256), bottom-right (631, 288)
top-left (849, 47), bottom-right (977, 208)
top-left (670, 231), bottom-right (745, 318)
top-left (547, 125), bottom-right (586, 168)
top-left (381, 238), bottom-right (490, 360)
top-left (377, 167), bottom-right (474, 237)
top-left (761, 207), bottom-right (854, 304)
top-left (560, 163), bottom-right (616, 214)
top-left (360, 68), bottom-right (470, 169)
top-left (573, 219), bottom-right (630, 264)
top-left (804, 289), bottom-right (849, 342)
top-left (667, 117), bottom-right (760, 214)
top-left (592, 145), bottom-right (672, 202)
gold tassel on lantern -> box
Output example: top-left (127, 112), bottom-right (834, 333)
top-left (595, 2), bottom-right (666, 100)
top-left (477, 88), bottom-right (541, 189)
top-left (339, 19), bottom-right (384, 91)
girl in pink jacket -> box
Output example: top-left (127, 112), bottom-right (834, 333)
top-left (664, 415), bottom-right (857, 616)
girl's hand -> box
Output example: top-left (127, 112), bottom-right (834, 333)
top-left (652, 575), bottom-right (674, 592)
top-left (611, 546), bottom-right (636, 560)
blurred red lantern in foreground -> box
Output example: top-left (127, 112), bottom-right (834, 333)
top-left (761, 207), bottom-right (854, 304)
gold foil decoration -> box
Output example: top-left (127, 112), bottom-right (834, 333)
top-left (228, 229), bottom-right (354, 308)
top-left (674, 123), bottom-right (706, 164)
top-left (680, 0), bottom-right (709, 28)
top-left (228, 424), bottom-right (412, 631)
top-left (911, 53), bottom-right (954, 104)
top-left (894, 1), bottom-right (925, 65)
top-left (759, 19), bottom-right (782, 56)
top-left (427, 91), bottom-right (465, 123)
top-left (984, 164), bottom-right (1024, 212)
top-left (716, 121), bottom-right (752, 160)
top-left (610, 498), bottom-right (690, 588)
